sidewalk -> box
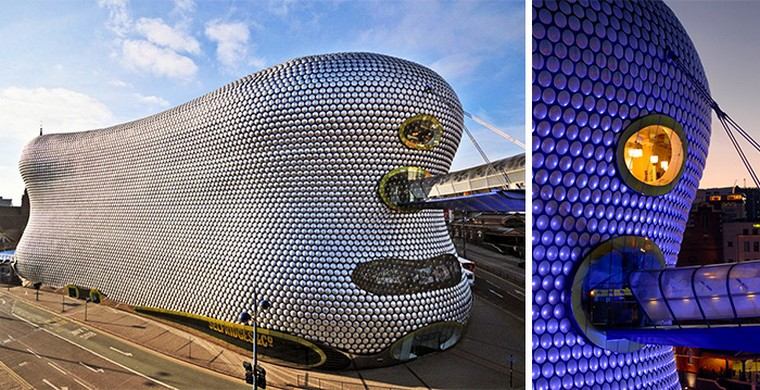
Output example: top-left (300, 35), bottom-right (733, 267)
top-left (6, 286), bottom-right (424, 390)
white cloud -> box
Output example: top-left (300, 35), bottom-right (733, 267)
top-left (0, 87), bottom-right (174, 205)
top-left (358, 1), bottom-right (520, 79)
top-left (109, 79), bottom-right (131, 88)
top-left (430, 54), bottom-right (483, 81)
top-left (133, 93), bottom-right (170, 107)
top-left (0, 87), bottom-right (114, 140)
top-left (205, 20), bottom-right (264, 70)
top-left (122, 39), bottom-right (198, 80)
top-left (268, 0), bottom-right (297, 16)
top-left (172, 0), bottom-right (195, 14)
top-left (98, 0), bottom-right (131, 37)
top-left (98, 0), bottom-right (200, 81)
top-left (135, 18), bottom-right (200, 55)
top-left (0, 87), bottom-right (115, 203)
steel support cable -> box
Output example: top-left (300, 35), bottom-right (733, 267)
top-left (668, 50), bottom-right (760, 188)
top-left (424, 84), bottom-right (514, 188)
top-left (463, 124), bottom-right (517, 189)
top-left (718, 113), bottom-right (760, 187)
top-left (717, 112), bottom-right (760, 188)
top-left (463, 111), bottom-right (526, 149)
top-left (718, 112), bottom-right (760, 187)
top-left (725, 115), bottom-right (760, 153)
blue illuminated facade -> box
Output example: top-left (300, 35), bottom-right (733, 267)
top-left (532, 0), bottom-right (711, 389)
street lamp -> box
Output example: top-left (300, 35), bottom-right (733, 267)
top-left (238, 292), bottom-right (270, 389)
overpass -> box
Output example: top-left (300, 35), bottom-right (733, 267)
top-left (390, 153), bottom-right (525, 213)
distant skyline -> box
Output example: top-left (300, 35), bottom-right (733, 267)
top-left (0, 0), bottom-right (525, 205)
top-left (667, 1), bottom-right (760, 189)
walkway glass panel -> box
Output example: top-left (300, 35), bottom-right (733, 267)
top-left (630, 259), bottom-right (760, 324)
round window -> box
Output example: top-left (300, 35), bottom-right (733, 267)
top-left (399, 115), bottom-right (443, 150)
top-left (570, 236), bottom-right (666, 353)
top-left (377, 166), bottom-right (429, 211)
top-left (616, 115), bottom-right (687, 195)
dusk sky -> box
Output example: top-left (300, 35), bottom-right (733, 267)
top-left (668, 1), bottom-right (760, 189)
top-left (0, 0), bottom-right (524, 205)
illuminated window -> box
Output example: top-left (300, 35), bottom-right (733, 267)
top-left (617, 115), bottom-right (687, 195)
top-left (399, 114), bottom-right (443, 150)
top-left (377, 166), bottom-right (429, 211)
top-left (570, 236), bottom-right (665, 352)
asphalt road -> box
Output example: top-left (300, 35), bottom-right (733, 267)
top-left (457, 242), bottom-right (526, 317)
top-left (0, 292), bottom-right (248, 390)
top-left (474, 266), bottom-right (525, 317)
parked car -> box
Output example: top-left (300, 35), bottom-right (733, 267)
top-left (458, 256), bottom-right (476, 287)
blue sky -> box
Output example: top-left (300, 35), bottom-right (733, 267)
top-left (0, 0), bottom-right (525, 205)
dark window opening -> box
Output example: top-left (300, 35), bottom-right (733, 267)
top-left (352, 254), bottom-right (463, 295)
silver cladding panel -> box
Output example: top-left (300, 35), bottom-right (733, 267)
top-left (15, 52), bottom-right (472, 355)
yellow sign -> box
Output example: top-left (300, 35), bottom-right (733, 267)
top-left (207, 321), bottom-right (274, 348)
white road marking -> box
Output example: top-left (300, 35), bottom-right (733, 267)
top-left (488, 289), bottom-right (505, 299)
top-left (80, 331), bottom-right (96, 340)
top-left (109, 346), bottom-right (133, 357)
top-left (11, 311), bottom-right (178, 390)
top-left (42, 379), bottom-right (60, 390)
top-left (70, 376), bottom-right (93, 390)
top-left (79, 361), bottom-right (104, 373)
top-left (47, 361), bottom-right (67, 375)
top-left (26, 347), bottom-right (41, 359)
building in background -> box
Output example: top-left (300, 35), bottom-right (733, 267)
top-left (677, 186), bottom-right (760, 387)
top-left (0, 190), bottom-right (29, 250)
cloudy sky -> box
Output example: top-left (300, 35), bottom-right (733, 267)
top-left (667, 1), bottom-right (760, 189)
top-left (0, 0), bottom-right (525, 205)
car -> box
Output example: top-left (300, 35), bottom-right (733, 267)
top-left (458, 256), bottom-right (476, 287)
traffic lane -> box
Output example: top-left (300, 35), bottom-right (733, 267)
top-left (2, 292), bottom-right (249, 390)
top-left (0, 341), bottom-right (77, 390)
top-left (0, 300), bottom-right (154, 389)
top-left (473, 267), bottom-right (524, 316)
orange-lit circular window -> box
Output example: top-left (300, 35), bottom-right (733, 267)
top-left (617, 115), bottom-right (687, 195)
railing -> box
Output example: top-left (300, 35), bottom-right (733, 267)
top-left (295, 374), bottom-right (404, 390)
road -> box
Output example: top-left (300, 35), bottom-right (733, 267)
top-left (474, 266), bottom-right (525, 317)
top-left (456, 242), bottom-right (526, 317)
top-left (0, 293), bottom-right (248, 390)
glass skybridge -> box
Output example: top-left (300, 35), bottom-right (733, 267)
top-left (572, 236), bottom-right (760, 353)
top-left (377, 153), bottom-right (525, 213)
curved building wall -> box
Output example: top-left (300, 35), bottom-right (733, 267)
top-left (16, 52), bottom-right (472, 364)
top-left (532, 0), bottom-right (711, 389)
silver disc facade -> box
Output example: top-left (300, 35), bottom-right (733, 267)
top-left (15, 52), bottom-right (473, 368)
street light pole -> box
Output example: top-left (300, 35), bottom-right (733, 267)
top-left (239, 292), bottom-right (270, 389)
top-left (252, 290), bottom-right (258, 390)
